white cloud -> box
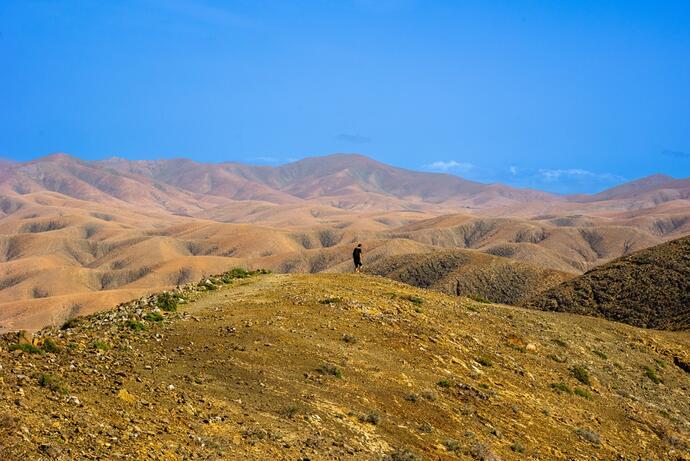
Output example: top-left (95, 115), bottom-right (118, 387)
top-left (425, 160), bottom-right (475, 173)
top-left (537, 168), bottom-right (623, 183)
top-left (508, 166), bottom-right (518, 175)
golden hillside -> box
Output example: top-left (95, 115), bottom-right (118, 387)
top-left (2, 272), bottom-right (689, 460)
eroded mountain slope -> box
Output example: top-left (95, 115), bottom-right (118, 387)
top-left (365, 249), bottom-right (574, 305)
top-left (523, 235), bottom-right (690, 330)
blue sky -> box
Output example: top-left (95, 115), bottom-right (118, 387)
top-left (1, 0), bottom-right (689, 193)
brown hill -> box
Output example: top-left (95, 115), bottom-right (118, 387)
top-left (0, 153), bottom-right (688, 332)
top-left (2, 272), bottom-right (689, 460)
top-left (522, 236), bottom-right (690, 330)
top-left (365, 249), bottom-right (573, 305)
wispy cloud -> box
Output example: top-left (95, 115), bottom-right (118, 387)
top-left (336, 133), bottom-right (372, 144)
top-left (424, 160), bottom-right (475, 173)
top-left (537, 168), bottom-right (623, 183)
top-left (497, 165), bottom-right (626, 193)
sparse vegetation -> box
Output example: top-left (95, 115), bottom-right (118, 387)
top-left (316, 363), bottom-right (342, 378)
top-left (550, 382), bottom-right (572, 394)
top-left (443, 439), bottom-right (460, 451)
top-left (41, 338), bottom-right (61, 353)
top-left (61, 318), bottom-right (80, 330)
top-left (126, 320), bottom-right (146, 331)
top-left (156, 292), bottom-right (178, 312)
top-left (401, 294), bottom-right (424, 305)
top-left (144, 311), bottom-right (164, 322)
top-left (437, 379), bottom-right (452, 388)
top-left (420, 390), bottom-right (437, 401)
top-left (592, 350), bottom-right (608, 360)
top-left (384, 448), bottom-right (422, 461)
top-left (476, 357), bottom-right (493, 367)
top-left (552, 338), bottom-right (568, 347)
top-left (341, 333), bottom-right (356, 343)
top-left (8, 343), bottom-right (43, 354)
top-left (92, 340), bottom-right (110, 351)
top-left (319, 297), bottom-right (341, 304)
top-left (279, 405), bottom-right (300, 419)
top-left (359, 411), bottom-right (380, 425)
top-left (575, 428), bottom-right (601, 446)
top-left (644, 366), bottom-right (661, 384)
top-left (404, 393), bottom-right (418, 402)
top-left (511, 442), bottom-right (526, 453)
top-left (469, 294), bottom-right (491, 304)
top-left (418, 421), bottom-right (433, 433)
top-left (570, 365), bottom-right (591, 386)
top-left (574, 387), bottom-right (592, 399)
top-left (38, 373), bottom-right (67, 394)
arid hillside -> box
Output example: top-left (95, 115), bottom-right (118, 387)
top-left (365, 249), bottom-right (573, 305)
top-left (523, 236), bottom-right (690, 330)
top-left (0, 153), bottom-right (688, 332)
top-left (1, 272), bottom-right (689, 460)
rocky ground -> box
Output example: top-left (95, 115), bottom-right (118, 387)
top-left (1, 271), bottom-right (689, 460)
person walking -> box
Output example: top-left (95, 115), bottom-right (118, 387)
top-left (352, 243), bottom-right (363, 273)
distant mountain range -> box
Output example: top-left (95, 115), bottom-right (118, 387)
top-left (1, 153), bottom-right (687, 214)
top-left (0, 152), bottom-right (688, 332)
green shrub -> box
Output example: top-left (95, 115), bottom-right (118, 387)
top-left (92, 340), bottom-right (110, 351)
top-left (476, 357), bottom-right (493, 367)
top-left (41, 338), bottom-right (61, 353)
top-left (156, 292), bottom-right (177, 312)
top-left (316, 363), bottom-right (342, 378)
top-left (574, 387), bottom-right (592, 399)
top-left (570, 366), bottom-right (591, 386)
top-left (8, 343), bottom-right (43, 354)
top-left (511, 442), bottom-right (525, 453)
top-left (402, 295), bottom-right (424, 305)
top-left (550, 382), bottom-right (572, 394)
top-left (144, 311), bottom-right (164, 322)
top-left (644, 366), bottom-right (661, 384)
top-left (592, 350), bottom-right (608, 360)
top-left (126, 320), bottom-right (146, 331)
top-left (38, 373), bottom-right (67, 394)
top-left (437, 379), bottom-right (452, 388)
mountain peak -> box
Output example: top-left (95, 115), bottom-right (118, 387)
top-left (33, 152), bottom-right (81, 163)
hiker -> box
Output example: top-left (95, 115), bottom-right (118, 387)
top-left (353, 243), bottom-right (363, 273)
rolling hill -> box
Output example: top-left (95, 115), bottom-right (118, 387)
top-left (2, 272), bottom-right (688, 460)
top-left (0, 153), bottom-right (688, 332)
top-left (523, 236), bottom-right (690, 330)
top-left (365, 249), bottom-right (573, 305)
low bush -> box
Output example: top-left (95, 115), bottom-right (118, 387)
top-left (570, 366), bottom-right (591, 386)
top-left (38, 373), bottom-right (67, 394)
top-left (316, 363), bottom-right (342, 378)
top-left (8, 343), bottom-right (43, 354)
top-left (144, 311), bottom-right (164, 322)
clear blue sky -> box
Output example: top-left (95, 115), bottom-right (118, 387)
top-left (2, 0), bottom-right (689, 193)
